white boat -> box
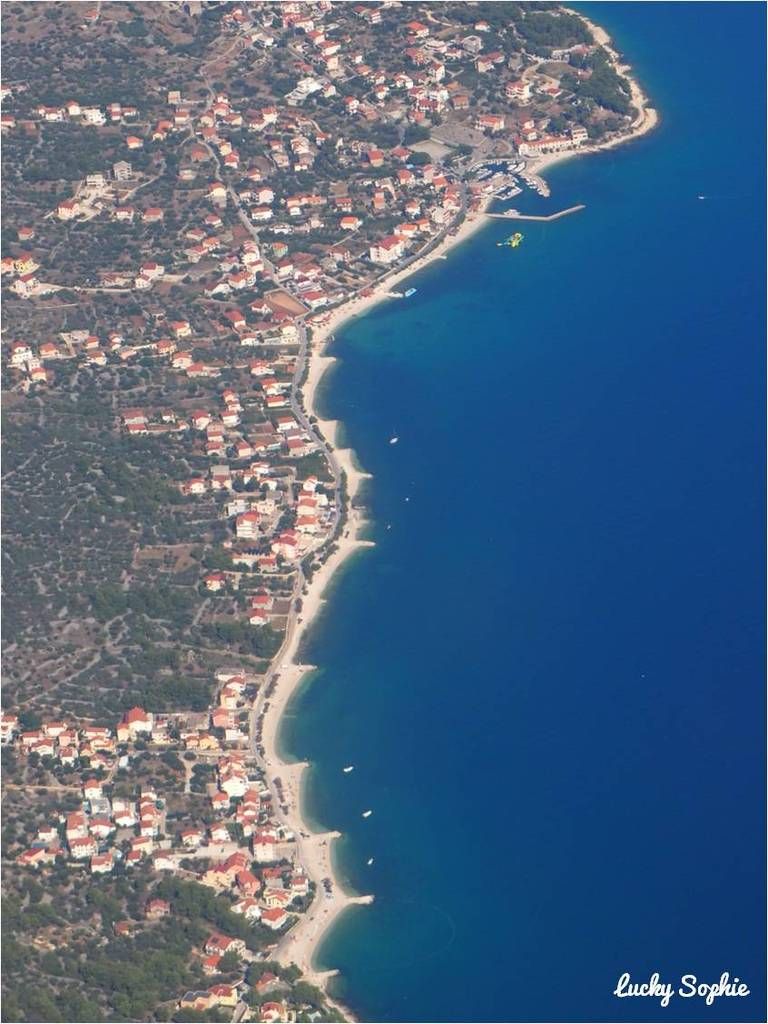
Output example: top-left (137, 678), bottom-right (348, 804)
top-left (697, 194), bottom-right (707, 200)
top-left (389, 436), bottom-right (399, 445)
top-left (343, 765), bottom-right (354, 773)
top-left (403, 288), bottom-right (417, 297)
top-left (367, 858), bottom-right (374, 866)
top-left (362, 810), bottom-right (373, 818)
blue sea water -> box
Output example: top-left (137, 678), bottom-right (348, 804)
top-left (281, 4), bottom-right (766, 1021)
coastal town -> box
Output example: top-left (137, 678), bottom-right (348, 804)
top-left (1, 2), bottom-right (655, 1021)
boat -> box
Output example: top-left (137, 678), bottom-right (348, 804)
top-left (697, 194), bottom-right (707, 200)
top-left (367, 858), bottom-right (374, 866)
top-left (343, 765), bottom-right (354, 773)
top-left (403, 287), bottom-right (417, 297)
top-left (362, 810), bottom-right (373, 818)
top-left (496, 232), bottom-right (524, 249)
top-left (389, 436), bottom-right (399, 445)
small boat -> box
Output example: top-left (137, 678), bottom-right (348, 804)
top-left (697, 194), bottom-right (707, 200)
top-left (362, 810), bottom-right (373, 818)
top-left (403, 288), bottom-right (417, 298)
top-left (389, 436), bottom-right (399, 445)
top-left (343, 765), bottom-right (354, 773)
top-left (367, 858), bottom-right (374, 866)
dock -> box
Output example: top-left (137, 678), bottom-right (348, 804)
top-left (485, 204), bottom-right (586, 222)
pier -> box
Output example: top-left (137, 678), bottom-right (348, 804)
top-left (485, 204), bottom-right (586, 222)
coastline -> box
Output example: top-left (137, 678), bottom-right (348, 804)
top-left (258, 198), bottom-right (495, 987)
top-left (528, 9), bottom-right (659, 181)
top-left (258, 6), bottom-right (659, 1008)
top-left (259, 429), bottom-right (374, 989)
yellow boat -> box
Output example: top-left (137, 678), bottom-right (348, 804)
top-left (497, 232), bottom-right (524, 248)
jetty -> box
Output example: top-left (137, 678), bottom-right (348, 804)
top-left (485, 204), bottom-right (586, 222)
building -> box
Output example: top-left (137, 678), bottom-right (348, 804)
top-left (369, 235), bottom-right (405, 265)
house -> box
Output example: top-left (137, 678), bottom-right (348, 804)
top-left (260, 907), bottom-right (289, 930)
top-left (139, 261), bottom-right (164, 280)
top-left (113, 160), bottom-right (133, 181)
top-left (170, 320), bottom-right (191, 338)
top-left (172, 350), bottom-right (193, 370)
top-left (89, 817), bottom-right (115, 840)
top-left (272, 531), bottom-right (299, 560)
top-left (208, 985), bottom-right (238, 1008)
top-left (204, 933), bottom-right (246, 957)
top-left (506, 79), bottom-right (532, 105)
top-left (251, 832), bottom-right (279, 863)
top-left (370, 235), bottom-right (405, 265)
top-left (255, 973), bottom-right (285, 997)
top-left (475, 113), bottom-right (505, 133)
top-left (90, 852), bottom-right (115, 874)
top-left (69, 836), bottom-right (98, 860)
top-left (261, 1002), bottom-right (288, 1023)
top-left (180, 828), bottom-right (204, 848)
top-left (202, 955), bottom-right (222, 975)
top-left (116, 706), bottom-right (154, 741)
top-left (235, 511), bottom-right (260, 540)
top-left (232, 897), bottom-right (262, 921)
top-left (236, 869), bottom-right (261, 896)
top-left (83, 778), bottom-right (102, 801)
top-left (224, 308), bottom-right (246, 330)
top-left (152, 852), bottom-right (175, 872)
top-left (57, 198), bottom-right (79, 220)
top-left (179, 991), bottom-right (215, 1013)
top-left (204, 572), bottom-right (226, 592)
top-left (209, 822), bottom-right (229, 842)
top-left (406, 18), bottom-right (430, 37)
top-left (262, 886), bottom-right (292, 909)
top-left (17, 847), bottom-right (57, 869)
top-left (146, 898), bottom-right (171, 919)
top-left (9, 341), bottom-right (33, 368)
top-left (1, 713), bottom-right (19, 742)
top-left (191, 410), bottom-right (212, 430)
top-left (65, 812), bottom-right (88, 841)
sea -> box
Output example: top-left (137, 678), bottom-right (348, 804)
top-left (280, 4), bottom-right (767, 1021)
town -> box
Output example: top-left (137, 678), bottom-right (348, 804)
top-left (1, 2), bottom-right (642, 1020)
top-left (4, 678), bottom-right (324, 1020)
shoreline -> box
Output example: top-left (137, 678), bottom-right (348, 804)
top-left (258, 197), bottom-right (495, 988)
top-left (257, 6), bottom-right (658, 1009)
top-left (259, 431), bottom-right (374, 992)
top-left (529, 9), bottom-right (659, 180)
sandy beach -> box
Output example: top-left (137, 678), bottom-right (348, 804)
top-left (256, 207), bottom-right (498, 999)
top-left (256, 7), bottom-right (658, 1004)
top-left (258, 428), bottom-right (373, 978)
